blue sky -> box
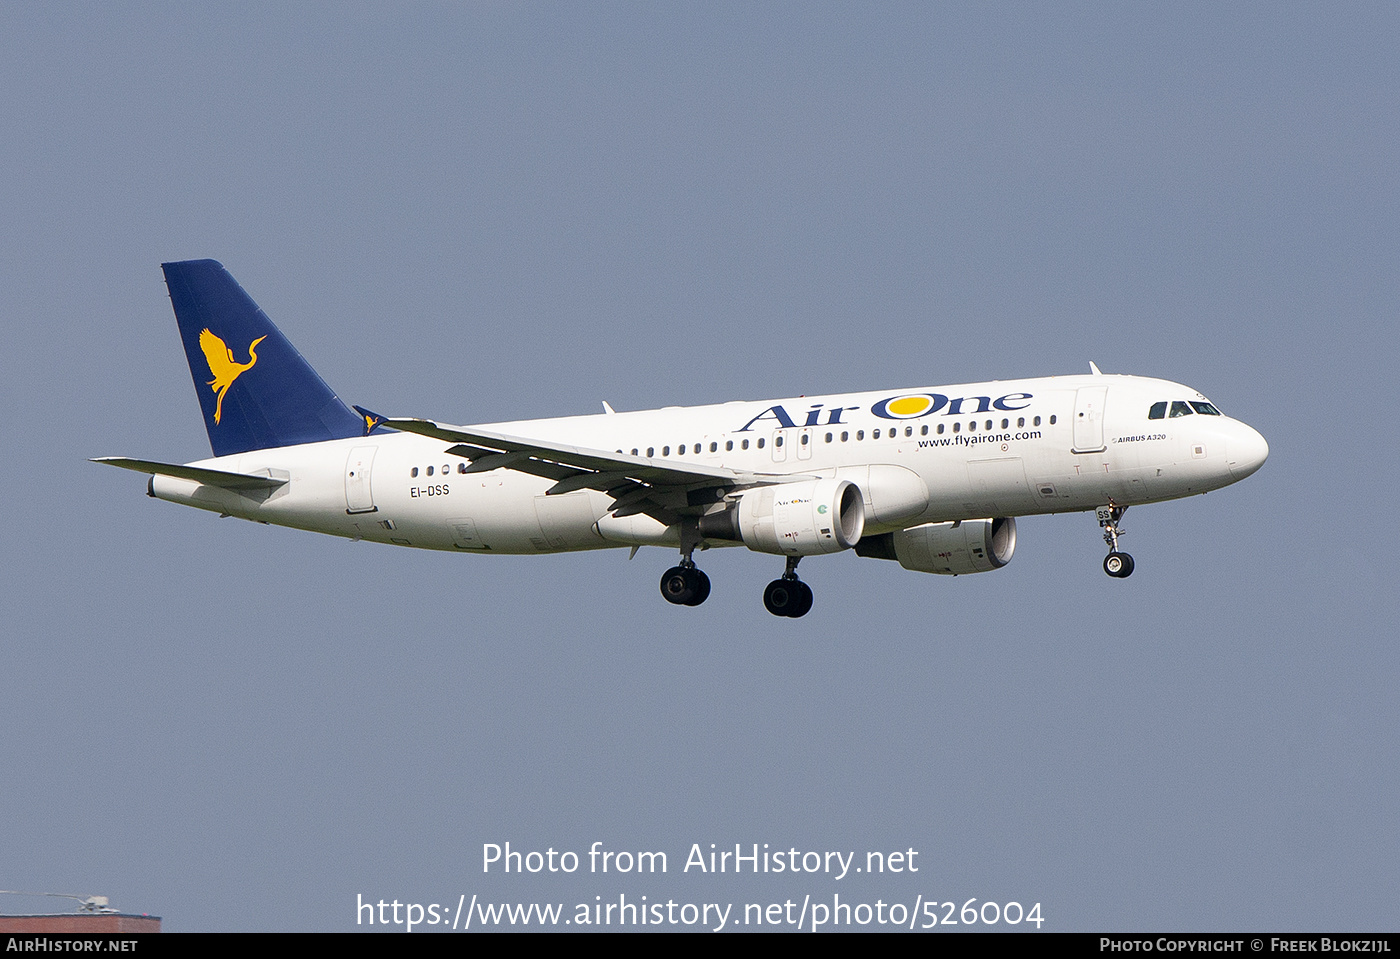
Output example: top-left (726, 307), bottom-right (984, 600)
top-left (1, 2), bottom-right (1395, 931)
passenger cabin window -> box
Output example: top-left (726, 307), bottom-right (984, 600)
top-left (1149, 402), bottom-right (1168, 420)
top-left (1170, 401), bottom-right (1194, 417)
top-left (426, 466), bottom-right (434, 476)
top-left (411, 467), bottom-right (418, 477)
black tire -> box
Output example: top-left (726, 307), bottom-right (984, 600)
top-left (660, 566), bottom-right (698, 605)
top-left (1103, 552), bottom-right (1135, 578)
top-left (764, 578), bottom-right (811, 617)
top-left (685, 569), bottom-right (711, 606)
top-left (788, 580), bottom-right (813, 618)
top-left (763, 579), bottom-right (795, 616)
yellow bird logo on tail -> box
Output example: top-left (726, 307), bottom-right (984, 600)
top-left (199, 328), bottom-right (267, 424)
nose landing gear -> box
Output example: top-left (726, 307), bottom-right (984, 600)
top-left (763, 556), bottom-right (813, 618)
top-left (1097, 504), bottom-right (1135, 578)
top-left (1103, 551), bottom-right (1135, 578)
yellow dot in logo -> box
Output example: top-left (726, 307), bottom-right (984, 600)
top-left (886, 395), bottom-right (932, 417)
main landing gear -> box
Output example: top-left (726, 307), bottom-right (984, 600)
top-left (763, 556), bottom-right (813, 618)
top-left (659, 551), bottom-right (814, 617)
top-left (660, 561), bottom-right (711, 607)
top-left (1097, 503), bottom-right (1135, 579)
top-left (660, 525), bottom-right (712, 607)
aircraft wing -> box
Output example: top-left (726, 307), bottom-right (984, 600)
top-left (91, 456), bottom-right (288, 491)
top-left (378, 416), bottom-right (813, 520)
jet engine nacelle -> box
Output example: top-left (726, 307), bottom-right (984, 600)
top-left (855, 517), bottom-right (1017, 575)
top-left (700, 478), bottom-right (864, 556)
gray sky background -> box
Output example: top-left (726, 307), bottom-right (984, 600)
top-left (2, 2), bottom-right (1395, 932)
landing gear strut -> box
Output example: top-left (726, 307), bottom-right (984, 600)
top-left (1097, 503), bottom-right (1135, 579)
top-left (763, 556), bottom-right (813, 618)
top-left (660, 524), bottom-right (711, 606)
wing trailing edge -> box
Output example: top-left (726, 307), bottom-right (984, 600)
top-left (374, 414), bottom-right (819, 525)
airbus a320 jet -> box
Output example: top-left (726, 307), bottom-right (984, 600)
top-left (96, 260), bottom-right (1269, 617)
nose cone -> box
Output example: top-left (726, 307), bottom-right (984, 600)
top-left (1228, 423), bottom-right (1269, 481)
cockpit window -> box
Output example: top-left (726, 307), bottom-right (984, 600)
top-left (1190, 401), bottom-right (1222, 415)
top-left (1170, 401), bottom-right (1194, 417)
top-left (1148, 402), bottom-right (1167, 420)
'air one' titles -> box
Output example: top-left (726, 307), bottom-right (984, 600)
top-left (737, 391), bottom-right (1035, 432)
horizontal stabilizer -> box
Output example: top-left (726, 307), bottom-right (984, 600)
top-left (91, 457), bottom-right (287, 491)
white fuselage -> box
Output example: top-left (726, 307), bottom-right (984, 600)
top-left (150, 373), bottom-right (1268, 555)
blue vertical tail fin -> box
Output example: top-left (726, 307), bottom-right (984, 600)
top-left (162, 259), bottom-right (365, 456)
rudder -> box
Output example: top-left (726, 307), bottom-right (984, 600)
top-left (162, 259), bottom-right (365, 456)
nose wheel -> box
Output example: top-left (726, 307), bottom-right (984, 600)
top-left (763, 556), bottom-right (813, 617)
top-left (1097, 504), bottom-right (1135, 578)
top-left (1103, 551), bottom-right (1135, 578)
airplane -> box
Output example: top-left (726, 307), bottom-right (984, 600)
top-left (95, 260), bottom-right (1269, 617)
